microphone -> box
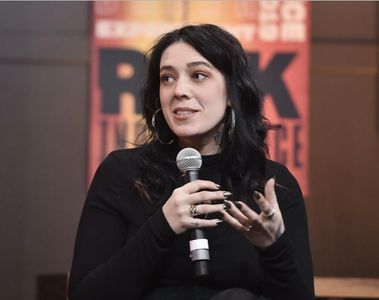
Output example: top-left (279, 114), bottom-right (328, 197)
top-left (176, 147), bottom-right (209, 277)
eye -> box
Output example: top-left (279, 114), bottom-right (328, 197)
top-left (192, 72), bottom-right (207, 81)
top-left (160, 75), bottom-right (175, 85)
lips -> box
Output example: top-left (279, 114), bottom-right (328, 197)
top-left (173, 108), bottom-right (198, 115)
top-left (173, 107), bottom-right (198, 119)
top-left (175, 111), bottom-right (193, 116)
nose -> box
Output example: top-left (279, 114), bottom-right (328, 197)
top-left (174, 76), bottom-right (190, 100)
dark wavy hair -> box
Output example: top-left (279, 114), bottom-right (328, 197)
top-left (135, 24), bottom-right (270, 204)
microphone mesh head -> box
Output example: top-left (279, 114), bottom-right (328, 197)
top-left (176, 148), bottom-right (202, 173)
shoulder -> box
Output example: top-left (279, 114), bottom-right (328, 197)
top-left (265, 160), bottom-right (298, 187)
top-left (265, 160), bottom-right (303, 209)
top-left (106, 144), bottom-right (151, 167)
top-left (265, 160), bottom-right (294, 180)
top-left (92, 145), bottom-right (152, 185)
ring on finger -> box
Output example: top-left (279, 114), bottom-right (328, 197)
top-left (189, 204), bottom-right (198, 217)
top-left (262, 208), bottom-right (275, 219)
top-left (245, 225), bottom-right (253, 232)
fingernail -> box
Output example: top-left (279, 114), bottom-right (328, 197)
top-left (216, 219), bottom-right (223, 225)
top-left (223, 191), bottom-right (232, 199)
top-left (223, 200), bottom-right (231, 209)
top-left (254, 191), bottom-right (260, 200)
top-left (215, 184), bottom-right (221, 189)
top-left (234, 201), bottom-right (242, 209)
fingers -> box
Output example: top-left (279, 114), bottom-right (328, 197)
top-left (220, 208), bottom-right (248, 232)
top-left (264, 177), bottom-right (276, 204)
top-left (183, 180), bottom-right (220, 194)
top-left (186, 203), bottom-right (225, 230)
top-left (218, 179), bottom-right (285, 248)
top-left (173, 180), bottom-right (230, 205)
top-left (188, 218), bottom-right (223, 229)
top-left (254, 178), bottom-right (277, 216)
top-left (253, 191), bottom-right (274, 217)
top-left (164, 180), bottom-right (230, 234)
top-left (192, 203), bottom-right (225, 216)
top-left (220, 200), bottom-right (258, 231)
top-left (189, 190), bottom-right (230, 204)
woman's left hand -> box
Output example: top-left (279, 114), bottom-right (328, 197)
top-left (221, 178), bottom-right (285, 249)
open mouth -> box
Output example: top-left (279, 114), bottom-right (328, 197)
top-left (173, 108), bottom-right (198, 116)
top-left (175, 111), bottom-right (194, 116)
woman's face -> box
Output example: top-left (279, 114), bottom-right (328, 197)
top-left (159, 41), bottom-right (228, 154)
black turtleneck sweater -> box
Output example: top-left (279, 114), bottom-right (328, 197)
top-left (68, 144), bottom-right (315, 300)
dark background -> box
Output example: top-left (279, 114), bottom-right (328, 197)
top-left (0, 2), bottom-right (378, 300)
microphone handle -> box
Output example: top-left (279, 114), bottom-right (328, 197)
top-left (190, 228), bottom-right (209, 276)
top-left (183, 170), bottom-right (199, 183)
top-left (183, 169), bottom-right (209, 277)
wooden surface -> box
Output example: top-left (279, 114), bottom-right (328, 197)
top-left (314, 277), bottom-right (379, 299)
top-left (308, 1), bottom-right (379, 278)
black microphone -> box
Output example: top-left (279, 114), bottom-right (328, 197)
top-left (176, 147), bottom-right (209, 277)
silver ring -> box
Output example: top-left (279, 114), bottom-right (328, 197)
top-left (246, 225), bottom-right (253, 232)
top-left (189, 204), bottom-right (198, 217)
top-left (263, 208), bottom-right (275, 218)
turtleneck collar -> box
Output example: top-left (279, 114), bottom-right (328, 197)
top-left (165, 141), bottom-right (222, 168)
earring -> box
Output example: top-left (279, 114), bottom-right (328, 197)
top-left (228, 107), bottom-right (236, 141)
top-left (151, 108), bottom-right (174, 145)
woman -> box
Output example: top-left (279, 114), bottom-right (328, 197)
top-left (68, 24), bottom-right (315, 300)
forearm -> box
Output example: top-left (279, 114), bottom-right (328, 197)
top-left (69, 209), bottom-right (177, 300)
top-left (258, 232), bottom-right (314, 300)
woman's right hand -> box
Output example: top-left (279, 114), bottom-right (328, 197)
top-left (162, 180), bottom-right (229, 234)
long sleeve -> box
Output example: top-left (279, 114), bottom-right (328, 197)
top-left (68, 151), bottom-right (177, 300)
top-left (68, 149), bottom-right (315, 300)
top-left (258, 162), bottom-right (315, 300)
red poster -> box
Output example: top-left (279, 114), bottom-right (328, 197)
top-left (89, 1), bottom-right (310, 196)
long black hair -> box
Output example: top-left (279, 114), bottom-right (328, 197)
top-left (135, 24), bottom-right (270, 203)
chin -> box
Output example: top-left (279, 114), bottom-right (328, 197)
top-left (175, 132), bottom-right (200, 139)
top-left (171, 126), bottom-right (200, 137)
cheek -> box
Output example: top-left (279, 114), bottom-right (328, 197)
top-left (159, 87), bottom-right (170, 105)
top-left (159, 91), bottom-right (170, 117)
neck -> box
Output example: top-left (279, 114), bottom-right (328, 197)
top-left (178, 133), bottom-right (222, 155)
top-left (177, 122), bottom-right (225, 155)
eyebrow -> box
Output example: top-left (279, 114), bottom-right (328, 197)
top-left (160, 61), bottom-right (214, 72)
